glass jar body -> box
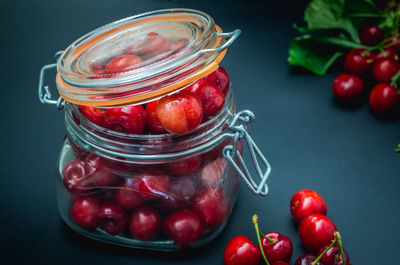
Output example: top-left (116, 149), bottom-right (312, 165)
top-left (56, 91), bottom-right (242, 251)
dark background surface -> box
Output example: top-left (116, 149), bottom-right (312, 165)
top-left (1, 0), bottom-right (400, 264)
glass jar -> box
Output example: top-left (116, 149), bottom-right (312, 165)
top-left (39, 9), bottom-right (270, 251)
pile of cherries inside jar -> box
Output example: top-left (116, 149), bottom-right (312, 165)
top-left (333, 24), bottom-right (400, 114)
top-left (62, 31), bottom-right (241, 247)
top-left (224, 190), bottom-right (350, 265)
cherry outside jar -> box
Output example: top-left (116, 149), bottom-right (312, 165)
top-left (38, 9), bottom-right (271, 251)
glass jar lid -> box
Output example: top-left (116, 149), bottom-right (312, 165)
top-left (55, 8), bottom-right (240, 107)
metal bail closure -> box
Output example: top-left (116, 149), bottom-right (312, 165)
top-left (222, 110), bottom-right (271, 196)
top-left (38, 51), bottom-right (65, 110)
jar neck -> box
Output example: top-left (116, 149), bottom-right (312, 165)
top-left (65, 90), bottom-right (236, 163)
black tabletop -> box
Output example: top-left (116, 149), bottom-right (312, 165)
top-left (1, 0), bottom-right (400, 264)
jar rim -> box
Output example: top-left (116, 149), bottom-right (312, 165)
top-left (56, 8), bottom-right (234, 107)
top-left (65, 89), bottom-right (236, 163)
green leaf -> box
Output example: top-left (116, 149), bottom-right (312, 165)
top-left (395, 144), bottom-right (400, 152)
top-left (311, 35), bottom-right (367, 49)
top-left (288, 36), bottom-right (344, 75)
top-left (304, 0), bottom-right (360, 42)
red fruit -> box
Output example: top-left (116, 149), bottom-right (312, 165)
top-left (298, 214), bottom-right (337, 252)
top-left (97, 202), bottom-right (127, 235)
top-left (104, 105), bottom-right (146, 134)
top-left (78, 106), bottom-right (105, 127)
top-left (294, 254), bottom-right (323, 265)
top-left (156, 90), bottom-right (203, 135)
top-left (372, 58), bottom-right (400, 83)
top-left (188, 78), bottom-right (225, 118)
top-left (369, 84), bottom-right (400, 113)
top-left (359, 25), bottom-right (384, 46)
top-left (105, 55), bottom-right (143, 73)
top-left (192, 188), bottom-right (230, 228)
top-left (169, 175), bottom-right (199, 201)
top-left (272, 262), bottom-right (289, 265)
top-left (290, 189), bottom-right (327, 223)
top-left (164, 155), bottom-right (202, 176)
top-left (373, 48), bottom-right (398, 61)
top-left (84, 154), bottom-right (119, 188)
top-left (62, 159), bottom-right (90, 195)
top-left (385, 35), bottom-right (400, 51)
top-left (114, 178), bottom-right (144, 209)
top-left (224, 235), bottom-right (261, 265)
top-left (197, 156), bottom-right (225, 188)
top-left (134, 172), bottom-right (170, 201)
top-left (145, 100), bottom-right (167, 134)
top-left (317, 244), bottom-right (349, 265)
top-left (261, 232), bottom-right (293, 263)
top-left (206, 67), bottom-right (230, 95)
top-left (344, 49), bottom-right (373, 75)
top-left (332, 74), bottom-right (364, 101)
top-left (129, 206), bottom-right (161, 241)
top-left (70, 196), bottom-right (99, 229)
top-left (163, 209), bottom-right (203, 246)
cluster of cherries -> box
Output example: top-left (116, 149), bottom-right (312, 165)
top-left (79, 32), bottom-right (230, 136)
top-left (224, 189), bottom-right (350, 265)
top-left (62, 32), bottom-right (241, 247)
top-left (333, 23), bottom-right (400, 114)
top-left (64, 147), bottom-right (239, 246)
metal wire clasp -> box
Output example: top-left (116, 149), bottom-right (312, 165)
top-left (38, 51), bottom-right (65, 110)
top-left (223, 110), bottom-right (271, 196)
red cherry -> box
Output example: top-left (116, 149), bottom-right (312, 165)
top-left (272, 262), bottom-right (289, 265)
top-left (62, 159), bottom-right (90, 195)
top-left (134, 172), bottom-right (170, 201)
top-left (78, 106), bottom-right (105, 127)
top-left (187, 78), bottom-right (225, 118)
top-left (373, 48), bottom-right (398, 61)
top-left (97, 202), bottom-right (127, 235)
top-left (192, 188), bottom-right (230, 228)
top-left (206, 67), bottom-right (230, 95)
top-left (294, 254), bottom-right (323, 265)
top-left (83, 154), bottom-right (119, 188)
top-left (372, 58), bottom-right (400, 83)
top-left (317, 244), bottom-right (350, 265)
top-left (164, 155), bottom-right (202, 176)
top-left (163, 209), bottom-right (203, 246)
top-left (385, 35), bottom-right (400, 51)
top-left (290, 189), bottom-right (327, 223)
top-left (369, 83), bottom-right (400, 113)
top-left (70, 196), bottom-right (99, 229)
top-left (105, 55), bottom-right (143, 73)
top-left (114, 178), bottom-right (144, 209)
top-left (299, 214), bottom-right (337, 252)
top-left (104, 105), bottom-right (146, 134)
top-left (261, 232), bottom-right (293, 263)
top-left (169, 175), bottom-right (199, 201)
top-left (332, 74), bottom-right (364, 101)
top-left (344, 49), bottom-right (373, 75)
top-left (145, 100), bottom-right (167, 134)
top-left (129, 206), bottom-right (161, 241)
top-left (224, 235), bottom-right (261, 265)
top-left (359, 25), bottom-right (384, 46)
top-left (156, 90), bottom-right (203, 135)
top-left (197, 156), bottom-right (225, 188)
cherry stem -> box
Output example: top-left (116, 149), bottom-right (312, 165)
top-left (390, 69), bottom-right (400, 88)
top-left (260, 233), bottom-right (275, 244)
top-left (311, 236), bottom-right (337, 265)
top-left (335, 231), bottom-right (346, 265)
top-left (252, 214), bottom-right (271, 265)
